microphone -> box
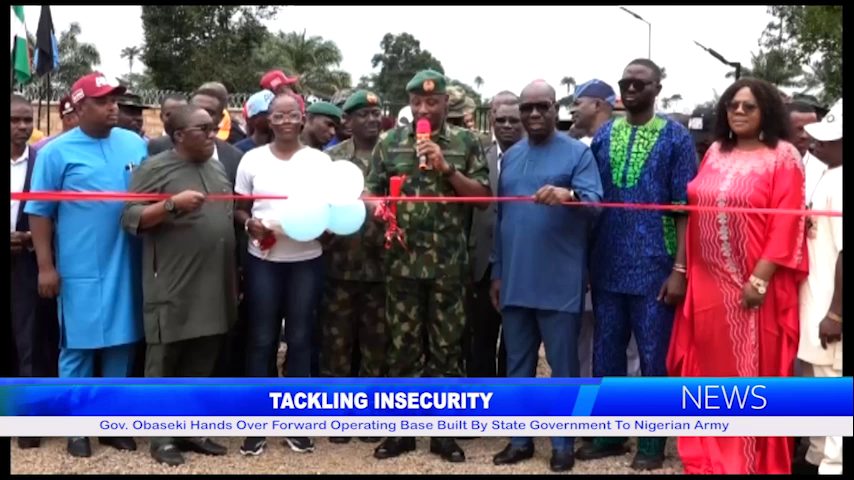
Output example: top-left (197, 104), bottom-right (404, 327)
top-left (416, 118), bottom-right (432, 171)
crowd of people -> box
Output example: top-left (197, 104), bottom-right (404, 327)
top-left (9, 56), bottom-right (842, 475)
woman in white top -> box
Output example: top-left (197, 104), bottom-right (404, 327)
top-left (234, 93), bottom-right (327, 455)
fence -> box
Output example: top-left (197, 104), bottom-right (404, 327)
top-left (17, 83), bottom-right (255, 109)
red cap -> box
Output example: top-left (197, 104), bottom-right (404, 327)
top-left (70, 72), bottom-right (126, 104)
top-left (260, 70), bottom-right (299, 91)
top-left (416, 118), bottom-right (432, 134)
top-left (58, 95), bottom-right (75, 117)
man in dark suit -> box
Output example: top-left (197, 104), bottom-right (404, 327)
top-left (465, 94), bottom-right (524, 378)
top-left (10, 94), bottom-right (59, 448)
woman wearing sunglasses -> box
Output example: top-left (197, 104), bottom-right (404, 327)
top-left (667, 78), bottom-right (808, 474)
top-left (234, 93), bottom-right (328, 457)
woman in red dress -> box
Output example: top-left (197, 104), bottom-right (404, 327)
top-left (667, 78), bottom-right (808, 474)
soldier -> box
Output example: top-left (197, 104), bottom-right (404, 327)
top-left (365, 69), bottom-right (491, 463)
top-left (446, 85), bottom-right (467, 128)
top-left (301, 101), bottom-right (342, 150)
top-left (320, 90), bottom-right (387, 445)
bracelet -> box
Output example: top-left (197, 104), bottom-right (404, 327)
top-left (672, 266), bottom-right (687, 274)
top-left (827, 311), bottom-right (842, 323)
top-left (244, 218), bottom-right (253, 232)
top-left (673, 263), bottom-right (686, 270)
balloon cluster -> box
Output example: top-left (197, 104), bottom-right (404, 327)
top-left (278, 156), bottom-right (367, 242)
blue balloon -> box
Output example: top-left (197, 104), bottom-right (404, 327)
top-left (280, 199), bottom-right (331, 242)
top-left (328, 200), bottom-right (367, 235)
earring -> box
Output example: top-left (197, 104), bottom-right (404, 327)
top-left (759, 131), bottom-right (765, 141)
top-left (728, 130), bottom-right (733, 140)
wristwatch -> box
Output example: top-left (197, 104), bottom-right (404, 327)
top-left (748, 275), bottom-right (768, 295)
top-left (442, 162), bottom-right (456, 178)
top-left (164, 198), bottom-right (177, 214)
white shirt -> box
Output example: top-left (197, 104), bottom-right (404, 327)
top-left (803, 151), bottom-right (827, 205)
top-left (580, 136), bottom-right (593, 146)
top-left (798, 165), bottom-right (842, 369)
top-left (212, 144), bottom-right (220, 161)
top-left (10, 146), bottom-right (29, 232)
top-left (235, 145), bottom-right (326, 262)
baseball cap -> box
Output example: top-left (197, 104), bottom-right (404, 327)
top-left (804, 99), bottom-right (842, 142)
top-left (58, 95), bottom-right (75, 117)
top-left (575, 79), bottom-right (617, 107)
top-left (260, 70), bottom-right (299, 91)
top-left (70, 72), bottom-right (126, 104)
top-left (246, 89), bottom-right (275, 118)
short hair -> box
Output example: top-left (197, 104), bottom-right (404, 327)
top-left (10, 93), bottom-right (30, 107)
top-left (270, 92), bottom-right (303, 113)
top-left (713, 77), bottom-right (791, 152)
top-left (786, 100), bottom-right (817, 115)
top-left (191, 88), bottom-right (227, 112)
top-left (199, 81), bottom-right (228, 96)
top-left (165, 105), bottom-right (205, 141)
top-left (490, 90), bottom-right (519, 107)
top-left (160, 93), bottom-right (187, 109)
top-left (625, 58), bottom-right (663, 83)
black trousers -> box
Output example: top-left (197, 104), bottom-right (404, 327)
top-left (10, 253), bottom-right (59, 377)
top-left (464, 268), bottom-right (506, 378)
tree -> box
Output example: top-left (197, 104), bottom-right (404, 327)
top-left (725, 49), bottom-right (805, 89)
top-left (368, 33), bottom-right (444, 110)
top-left (474, 76), bottom-right (484, 92)
top-left (560, 76), bottom-right (576, 95)
top-left (118, 71), bottom-right (156, 91)
top-left (661, 93), bottom-right (683, 111)
top-left (120, 45), bottom-right (142, 87)
top-left (253, 30), bottom-right (351, 98)
top-left (52, 23), bottom-right (101, 92)
top-left (141, 5), bottom-right (279, 92)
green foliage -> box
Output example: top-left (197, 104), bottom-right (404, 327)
top-left (367, 33), bottom-right (444, 109)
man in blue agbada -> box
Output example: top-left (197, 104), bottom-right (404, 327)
top-left (489, 81), bottom-right (603, 473)
top-left (25, 72), bottom-right (148, 459)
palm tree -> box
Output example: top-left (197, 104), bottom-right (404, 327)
top-left (53, 23), bottom-right (101, 92)
top-left (560, 76), bottom-right (576, 95)
top-left (474, 76), bottom-right (484, 92)
top-left (726, 49), bottom-right (804, 88)
top-left (120, 46), bottom-right (142, 83)
top-left (661, 93), bottom-right (683, 111)
top-left (260, 30), bottom-right (351, 98)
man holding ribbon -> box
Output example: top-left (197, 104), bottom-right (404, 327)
top-left (365, 69), bottom-right (490, 463)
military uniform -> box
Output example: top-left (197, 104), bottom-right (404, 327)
top-left (320, 90), bottom-right (387, 377)
top-left (365, 74), bottom-right (489, 378)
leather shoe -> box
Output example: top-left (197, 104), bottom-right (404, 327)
top-left (329, 437), bottom-right (351, 444)
top-left (575, 441), bottom-right (628, 460)
top-left (99, 437), bottom-right (137, 451)
top-left (67, 437), bottom-right (92, 458)
top-left (550, 449), bottom-right (575, 472)
top-left (17, 437), bottom-right (41, 449)
top-left (175, 437), bottom-right (227, 456)
top-left (429, 437), bottom-right (465, 463)
top-left (374, 437), bottom-right (416, 460)
top-left (151, 444), bottom-right (185, 466)
top-left (631, 453), bottom-right (664, 471)
top-left (493, 442), bottom-right (535, 465)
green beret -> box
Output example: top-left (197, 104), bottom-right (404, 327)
top-left (342, 90), bottom-right (382, 114)
top-left (406, 69), bottom-right (447, 95)
top-left (306, 101), bottom-right (343, 121)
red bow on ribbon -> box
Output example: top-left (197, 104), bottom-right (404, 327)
top-left (374, 175), bottom-right (407, 250)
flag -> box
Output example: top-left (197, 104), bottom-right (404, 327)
top-left (33, 5), bottom-right (58, 76)
top-left (10, 5), bottom-right (31, 85)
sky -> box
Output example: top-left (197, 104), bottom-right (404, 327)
top-left (23, 5), bottom-right (776, 114)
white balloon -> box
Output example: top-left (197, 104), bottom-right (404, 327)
top-left (327, 160), bottom-right (366, 203)
top-left (288, 158), bottom-right (332, 200)
top-left (279, 198), bottom-right (330, 242)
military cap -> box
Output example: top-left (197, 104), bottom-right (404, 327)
top-left (118, 92), bottom-right (145, 109)
top-left (342, 90), bottom-right (382, 114)
top-left (406, 69), bottom-right (447, 94)
top-left (330, 88), bottom-right (354, 108)
top-left (446, 86), bottom-right (466, 119)
top-left (306, 101), bottom-right (343, 122)
top-left (463, 97), bottom-right (476, 114)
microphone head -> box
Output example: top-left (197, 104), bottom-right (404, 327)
top-left (415, 118), bottom-right (432, 135)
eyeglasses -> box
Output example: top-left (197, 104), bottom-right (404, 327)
top-left (269, 111), bottom-right (303, 125)
top-left (494, 116), bottom-right (521, 125)
top-left (726, 100), bottom-right (759, 114)
top-left (519, 102), bottom-right (554, 115)
top-left (180, 123), bottom-right (217, 135)
top-left (618, 78), bottom-right (654, 92)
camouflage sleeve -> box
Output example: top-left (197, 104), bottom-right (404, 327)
top-left (463, 132), bottom-right (490, 189)
top-left (365, 134), bottom-right (389, 195)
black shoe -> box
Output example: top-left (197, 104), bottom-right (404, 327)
top-left (284, 437), bottom-right (315, 453)
top-left (175, 437), bottom-right (227, 456)
top-left (429, 437), bottom-right (466, 463)
top-left (99, 437), bottom-right (137, 451)
top-left (359, 437), bottom-right (381, 443)
top-left (329, 437), bottom-right (351, 444)
top-left (550, 449), bottom-right (575, 472)
top-left (151, 444), bottom-right (185, 466)
top-left (493, 442), bottom-right (535, 465)
top-left (575, 441), bottom-right (628, 461)
top-left (239, 437), bottom-right (266, 456)
top-left (792, 457), bottom-right (820, 475)
top-left (631, 452), bottom-right (664, 471)
top-left (17, 437), bottom-right (41, 449)
top-left (374, 437), bottom-right (416, 460)
top-left (67, 437), bottom-right (92, 458)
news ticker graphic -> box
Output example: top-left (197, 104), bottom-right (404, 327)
top-left (0, 378), bottom-right (851, 437)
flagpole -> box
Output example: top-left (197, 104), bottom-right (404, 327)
top-left (46, 72), bottom-right (51, 135)
top-left (36, 78), bottom-right (43, 131)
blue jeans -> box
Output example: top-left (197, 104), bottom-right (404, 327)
top-left (502, 306), bottom-right (581, 452)
top-left (244, 254), bottom-right (325, 378)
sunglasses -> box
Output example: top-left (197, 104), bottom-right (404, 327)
top-left (494, 116), bottom-right (521, 125)
top-left (618, 78), bottom-right (655, 92)
top-left (180, 123), bottom-right (217, 135)
top-left (519, 102), bottom-right (554, 115)
top-left (726, 100), bottom-right (759, 114)
top-left (269, 111), bottom-right (303, 125)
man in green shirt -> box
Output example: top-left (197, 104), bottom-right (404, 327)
top-left (121, 105), bottom-right (237, 466)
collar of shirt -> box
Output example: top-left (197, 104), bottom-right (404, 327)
top-left (211, 143), bottom-right (220, 161)
top-left (11, 146), bottom-right (28, 166)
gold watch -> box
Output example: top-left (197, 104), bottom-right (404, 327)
top-left (749, 275), bottom-right (768, 295)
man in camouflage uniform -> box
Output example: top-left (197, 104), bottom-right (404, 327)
top-left (320, 90), bottom-right (387, 445)
top-left (365, 69), bottom-right (491, 463)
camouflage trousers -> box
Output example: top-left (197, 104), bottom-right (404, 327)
top-left (318, 279), bottom-right (387, 377)
top-left (386, 276), bottom-right (466, 378)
